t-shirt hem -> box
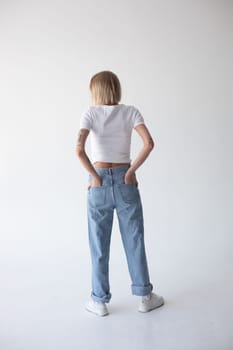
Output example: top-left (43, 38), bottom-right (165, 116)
top-left (80, 125), bottom-right (91, 130)
top-left (133, 121), bottom-right (145, 128)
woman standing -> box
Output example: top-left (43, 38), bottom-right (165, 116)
top-left (76, 70), bottom-right (164, 316)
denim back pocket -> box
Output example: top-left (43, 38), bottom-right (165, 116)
top-left (88, 186), bottom-right (106, 206)
top-left (118, 183), bottom-right (138, 204)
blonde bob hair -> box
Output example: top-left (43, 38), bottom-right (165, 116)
top-left (89, 70), bottom-right (121, 105)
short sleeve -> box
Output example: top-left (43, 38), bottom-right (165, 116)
top-left (79, 107), bottom-right (93, 130)
top-left (132, 106), bottom-right (145, 128)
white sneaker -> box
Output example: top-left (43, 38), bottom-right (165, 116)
top-left (138, 292), bottom-right (165, 313)
top-left (85, 299), bottom-right (109, 316)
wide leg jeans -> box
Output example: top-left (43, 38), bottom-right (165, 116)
top-left (87, 164), bottom-right (153, 303)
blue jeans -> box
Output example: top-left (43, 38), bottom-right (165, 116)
top-left (87, 164), bottom-right (153, 303)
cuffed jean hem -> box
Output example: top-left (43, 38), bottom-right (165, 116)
top-left (131, 283), bottom-right (153, 296)
top-left (91, 292), bottom-right (112, 303)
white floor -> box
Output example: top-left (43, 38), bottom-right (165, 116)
top-left (0, 265), bottom-right (233, 350)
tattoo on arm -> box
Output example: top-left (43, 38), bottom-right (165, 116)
top-left (77, 131), bottom-right (83, 145)
top-left (148, 137), bottom-right (154, 147)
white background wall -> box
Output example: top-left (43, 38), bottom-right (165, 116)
top-left (0, 0), bottom-right (233, 349)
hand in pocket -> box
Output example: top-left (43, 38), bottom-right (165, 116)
top-left (124, 170), bottom-right (138, 186)
top-left (87, 174), bottom-right (102, 190)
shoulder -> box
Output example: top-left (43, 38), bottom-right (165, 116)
top-left (123, 104), bottom-right (142, 115)
top-left (81, 105), bottom-right (93, 115)
top-left (123, 105), bottom-right (144, 120)
top-left (80, 106), bottom-right (96, 122)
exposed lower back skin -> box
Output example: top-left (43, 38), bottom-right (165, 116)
top-left (93, 162), bottom-right (130, 168)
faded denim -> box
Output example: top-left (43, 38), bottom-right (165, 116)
top-left (87, 164), bottom-right (153, 303)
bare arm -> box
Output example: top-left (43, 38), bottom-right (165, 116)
top-left (75, 128), bottom-right (101, 181)
top-left (127, 124), bottom-right (155, 175)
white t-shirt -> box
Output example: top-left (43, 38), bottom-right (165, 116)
top-left (79, 103), bottom-right (145, 163)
